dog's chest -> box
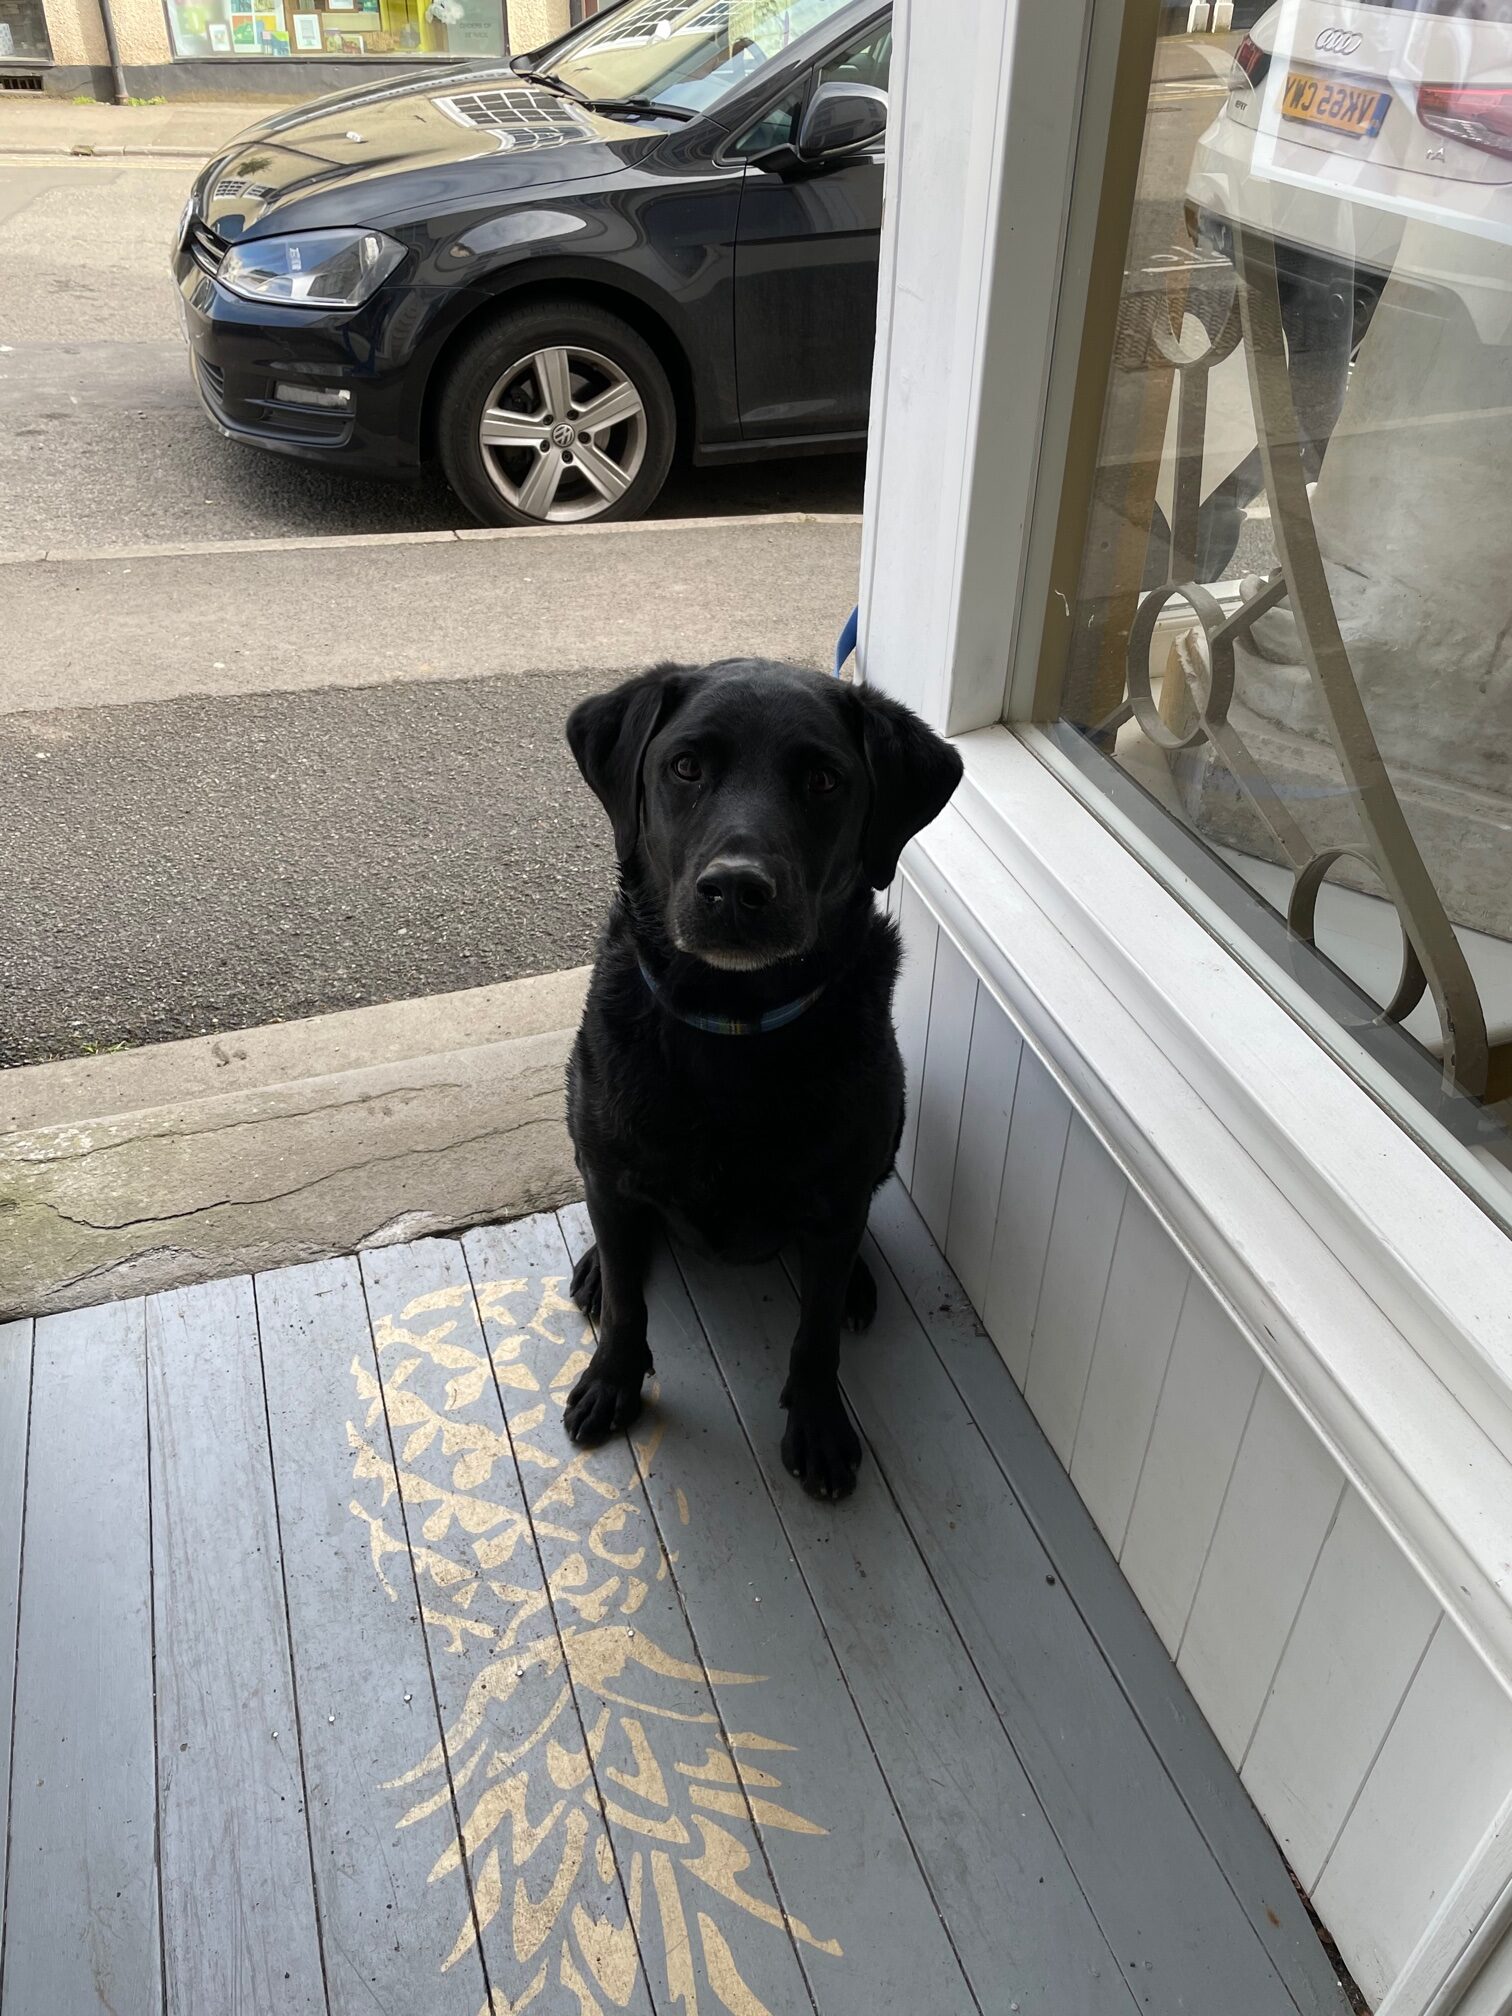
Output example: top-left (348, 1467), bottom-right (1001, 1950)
top-left (610, 1062), bottom-right (863, 1258)
top-left (628, 1098), bottom-right (820, 1257)
top-left (572, 945), bottom-right (906, 1257)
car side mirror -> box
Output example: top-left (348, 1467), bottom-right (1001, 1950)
top-left (794, 81), bottom-right (887, 162)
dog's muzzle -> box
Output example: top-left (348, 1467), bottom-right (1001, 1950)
top-left (673, 853), bottom-right (805, 970)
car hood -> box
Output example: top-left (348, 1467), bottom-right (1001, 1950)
top-left (200, 68), bottom-right (659, 240)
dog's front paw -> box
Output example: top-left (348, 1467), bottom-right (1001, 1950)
top-left (780, 1388), bottom-right (863, 1501)
top-left (564, 1365), bottom-right (645, 1445)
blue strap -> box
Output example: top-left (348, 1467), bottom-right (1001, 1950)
top-left (834, 605), bottom-right (859, 679)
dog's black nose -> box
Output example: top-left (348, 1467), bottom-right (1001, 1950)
top-left (696, 858), bottom-right (776, 914)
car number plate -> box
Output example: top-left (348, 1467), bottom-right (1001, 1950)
top-left (1281, 68), bottom-right (1392, 138)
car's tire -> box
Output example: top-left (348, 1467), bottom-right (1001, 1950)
top-left (437, 299), bottom-right (677, 528)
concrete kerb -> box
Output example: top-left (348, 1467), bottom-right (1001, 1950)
top-left (0, 100), bottom-right (292, 163)
top-left (0, 510), bottom-right (862, 569)
top-left (0, 144), bottom-right (217, 159)
top-left (0, 968), bottom-right (591, 1320)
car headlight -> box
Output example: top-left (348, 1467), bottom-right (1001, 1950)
top-left (218, 228), bottom-right (405, 309)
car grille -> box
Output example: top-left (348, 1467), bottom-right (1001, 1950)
top-left (197, 358), bottom-right (226, 401)
top-left (188, 219), bottom-right (228, 278)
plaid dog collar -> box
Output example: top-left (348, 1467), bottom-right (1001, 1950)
top-left (637, 959), bottom-right (826, 1036)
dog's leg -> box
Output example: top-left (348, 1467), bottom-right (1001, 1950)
top-left (569, 1242), bottom-right (603, 1321)
top-left (564, 1180), bottom-right (654, 1445)
top-left (843, 1253), bottom-right (877, 1332)
top-left (781, 1220), bottom-right (866, 1500)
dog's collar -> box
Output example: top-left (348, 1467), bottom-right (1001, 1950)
top-left (636, 959), bottom-right (826, 1036)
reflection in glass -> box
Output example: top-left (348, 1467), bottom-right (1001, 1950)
top-left (1058, 0), bottom-right (1512, 1223)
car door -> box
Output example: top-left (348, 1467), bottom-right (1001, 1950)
top-left (729, 18), bottom-right (891, 441)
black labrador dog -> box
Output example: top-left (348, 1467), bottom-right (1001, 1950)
top-left (563, 657), bottom-right (962, 1499)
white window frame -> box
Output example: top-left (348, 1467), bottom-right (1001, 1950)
top-left (858, 0), bottom-right (1512, 1699)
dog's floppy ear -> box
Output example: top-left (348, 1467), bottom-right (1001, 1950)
top-left (567, 663), bottom-right (691, 863)
top-left (852, 685), bottom-right (964, 889)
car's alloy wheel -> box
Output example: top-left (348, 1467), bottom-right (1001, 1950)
top-left (479, 344), bottom-right (648, 524)
top-left (438, 301), bottom-right (676, 529)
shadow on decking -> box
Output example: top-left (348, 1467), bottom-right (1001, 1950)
top-left (0, 1180), bottom-right (1354, 2016)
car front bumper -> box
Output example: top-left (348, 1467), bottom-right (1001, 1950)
top-left (172, 222), bottom-right (433, 477)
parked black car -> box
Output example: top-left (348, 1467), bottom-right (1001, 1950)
top-left (172, 0), bottom-right (890, 525)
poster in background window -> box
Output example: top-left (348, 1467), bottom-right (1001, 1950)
top-left (444, 0), bottom-right (502, 55)
top-left (169, 0), bottom-right (211, 53)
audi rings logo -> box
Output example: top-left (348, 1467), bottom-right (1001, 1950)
top-left (1315, 27), bottom-right (1363, 55)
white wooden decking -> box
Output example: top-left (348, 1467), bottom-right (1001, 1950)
top-left (0, 1186), bottom-right (1354, 2016)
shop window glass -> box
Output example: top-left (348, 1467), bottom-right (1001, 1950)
top-left (0, 0), bottom-right (52, 57)
top-left (167, 0), bottom-right (504, 58)
top-left (1046, 0), bottom-right (1512, 1230)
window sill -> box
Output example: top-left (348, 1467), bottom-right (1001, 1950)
top-left (904, 723), bottom-right (1512, 1691)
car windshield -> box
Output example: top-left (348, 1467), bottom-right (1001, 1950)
top-left (530, 0), bottom-right (860, 114)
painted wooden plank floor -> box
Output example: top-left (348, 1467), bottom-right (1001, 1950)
top-left (0, 1203), bottom-right (1353, 2016)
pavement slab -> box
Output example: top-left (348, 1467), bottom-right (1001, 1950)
top-left (0, 514), bottom-right (862, 710)
top-left (0, 97), bottom-right (284, 159)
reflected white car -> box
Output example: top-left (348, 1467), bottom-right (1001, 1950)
top-left (1187, 0), bottom-right (1512, 343)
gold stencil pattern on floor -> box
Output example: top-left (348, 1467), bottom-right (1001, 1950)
top-left (349, 1268), bottom-right (840, 2016)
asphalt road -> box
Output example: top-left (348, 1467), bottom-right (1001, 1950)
top-left (0, 671), bottom-right (612, 1066)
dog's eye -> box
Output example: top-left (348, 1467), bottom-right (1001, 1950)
top-left (808, 767), bottom-right (839, 795)
top-left (671, 753), bottom-right (702, 783)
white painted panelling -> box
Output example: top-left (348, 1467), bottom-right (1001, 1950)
top-left (893, 879), bottom-right (939, 1188)
top-left (891, 865), bottom-right (1512, 2016)
top-left (1451, 1895), bottom-right (1512, 2016)
top-left (1314, 1624), bottom-right (1512, 2008)
top-left (944, 989), bottom-right (1021, 1311)
top-left (1120, 1279), bottom-right (1262, 1655)
top-left (1177, 1378), bottom-right (1345, 1767)
top-left (1451, 1934), bottom-right (1512, 2016)
top-left (1375, 1787), bottom-right (1512, 2016)
top-left (1243, 1488), bottom-right (1441, 1890)
top-left (910, 935), bottom-right (978, 1247)
top-left (982, 1048), bottom-right (1073, 1387)
top-left (1070, 1195), bottom-right (1193, 1555)
top-left (1024, 1120), bottom-right (1128, 1466)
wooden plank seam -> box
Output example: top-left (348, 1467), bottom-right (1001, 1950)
top-left (250, 1278), bottom-right (338, 2016)
top-left (548, 1206), bottom-right (826, 2016)
top-left (0, 1321), bottom-right (37, 2016)
top-left (670, 1235), bottom-right (990, 2016)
